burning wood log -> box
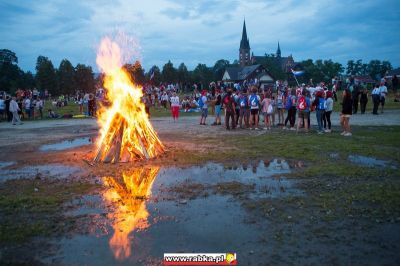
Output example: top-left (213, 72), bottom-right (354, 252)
top-left (93, 37), bottom-right (164, 163)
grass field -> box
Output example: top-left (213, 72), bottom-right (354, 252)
top-left (35, 92), bottom-right (399, 120)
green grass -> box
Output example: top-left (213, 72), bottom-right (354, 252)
top-left (0, 179), bottom-right (98, 243)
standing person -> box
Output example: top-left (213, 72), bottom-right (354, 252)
top-left (379, 81), bottom-right (388, 113)
top-left (284, 88), bottom-right (297, 130)
top-left (78, 95), bottom-right (84, 114)
top-left (276, 90), bottom-right (285, 126)
top-left (352, 84), bottom-right (360, 114)
top-left (323, 91), bottom-right (334, 132)
top-left (199, 91), bottom-right (208, 125)
top-left (9, 97), bottom-right (23, 125)
top-left (30, 97), bottom-right (36, 119)
top-left (36, 97), bottom-right (43, 119)
top-left (248, 87), bottom-right (261, 130)
top-left (371, 84), bottom-right (380, 115)
top-left (233, 90), bottom-right (241, 126)
top-left (238, 89), bottom-right (249, 128)
top-left (0, 95), bottom-right (5, 122)
top-left (24, 97), bottom-right (31, 119)
top-left (5, 95), bottom-right (12, 122)
top-left (296, 90), bottom-right (310, 133)
top-left (359, 87), bottom-right (368, 114)
top-left (313, 90), bottom-right (326, 134)
top-left (340, 89), bottom-right (353, 137)
top-left (392, 75), bottom-right (399, 93)
top-left (212, 90), bottom-right (222, 125)
top-left (222, 88), bottom-right (236, 130)
top-left (261, 92), bottom-right (273, 130)
top-left (170, 91), bottom-right (180, 121)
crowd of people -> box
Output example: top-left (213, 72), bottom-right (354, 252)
top-left (153, 78), bottom-right (393, 137)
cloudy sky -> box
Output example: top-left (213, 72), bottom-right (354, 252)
top-left (1, 0), bottom-right (399, 73)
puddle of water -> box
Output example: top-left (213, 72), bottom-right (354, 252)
top-left (0, 164), bottom-right (83, 182)
top-left (48, 161), bottom-right (300, 265)
top-left (348, 155), bottom-right (395, 168)
top-left (39, 137), bottom-right (93, 151)
top-left (0, 161), bottom-right (15, 169)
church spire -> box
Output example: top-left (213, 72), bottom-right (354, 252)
top-left (240, 19), bottom-right (250, 50)
top-left (276, 41), bottom-right (281, 57)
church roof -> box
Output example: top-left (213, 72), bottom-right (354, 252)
top-left (224, 64), bottom-right (263, 81)
top-left (240, 19), bottom-right (250, 50)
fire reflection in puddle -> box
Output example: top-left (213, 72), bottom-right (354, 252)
top-left (102, 167), bottom-right (159, 260)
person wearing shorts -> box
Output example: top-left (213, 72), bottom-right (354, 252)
top-left (212, 90), bottom-right (222, 125)
top-left (200, 91), bottom-right (208, 125)
top-left (248, 87), bottom-right (260, 130)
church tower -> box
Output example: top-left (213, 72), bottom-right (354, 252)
top-left (276, 41), bottom-right (281, 58)
top-left (239, 19), bottom-right (251, 67)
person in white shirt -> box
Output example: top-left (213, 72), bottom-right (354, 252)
top-left (371, 84), bottom-right (380, 115)
top-left (379, 82), bottom-right (388, 113)
top-left (9, 97), bottom-right (22, 125)
top-left (170, 91), bottom-right (180, 121)
top-left (200, 91), bottom-right (208, 125)
top-left (24, 97), bottom-right (31, 118)
top-left (36, 98), bottom-right (44, 119)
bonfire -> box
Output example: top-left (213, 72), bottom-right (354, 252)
top-left (94, 37), bottom-right (164, 163)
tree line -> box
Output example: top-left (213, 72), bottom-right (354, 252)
top-left (0, 48), bottom-right (394, 96)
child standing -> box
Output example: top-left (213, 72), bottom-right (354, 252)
top-left (170, 91), bottom-right (180, 121)
top-left (261, 92), bottom-right (273, 130)
top-left (276, 90), bottom-right (285, 126)
top-left (324, 91), bottom-right (333, 132)
top-left (248, 87), bottom-right (261, 130)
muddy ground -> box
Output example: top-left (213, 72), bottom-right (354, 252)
top-left (0, 112), bottom-right (399, 265)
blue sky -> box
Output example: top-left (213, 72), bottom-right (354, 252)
top-left (0, 0), bottom-right (399, 73)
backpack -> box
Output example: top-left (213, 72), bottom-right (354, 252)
top-left (318, 97), bottom-right (326, 110)
top-left (267, 104), bottom-right (273, 114)
top-left (249, 94), bottom-right (259, 107)
top-left (285, 96), bottom-right (292, 109)
top-left (223, 94), bottom-right (231, 105)
top-left (298, 96), bottom-right (307, 111)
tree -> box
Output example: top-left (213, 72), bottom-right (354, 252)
top-left (346, 60), bottom-right (355, 75)
top-left (0, 60), bottom-right (20, 92)
top-left (161, 60), bottom-right (177, 83)
top-left (58, 59), bottom-right (76, 95)
top-left (35, 56), bottom-right (58, 95)
top-left (0, 49), bottom-right (18, 64)
top-left (257, 54), bottom-right (285, 81)
top-left (124, 61), bottom-right (145, 85)
top-left (192, 63), bottom-right (213, 87)
top-left (177, 63), bottom-right (189, 83)
top-left (146, 65), bottom-right (161, 85)
top-left (75, 64), bottom-right (94, 93)
top-left (212, 59), bottom-right (230, 81)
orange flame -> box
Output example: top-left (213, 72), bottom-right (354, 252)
top-left (103, 167), bottom-right (159, 260)
top-left (95, 37), bottom-right (164, 162)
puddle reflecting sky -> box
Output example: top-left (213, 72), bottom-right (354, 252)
top-left (39, 137), bottom-right (93, 151)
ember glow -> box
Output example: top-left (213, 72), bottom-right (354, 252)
top-left (103, 167), bottom-right (160, 260)
top-left (94, 37), bottom-right (164, 163)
